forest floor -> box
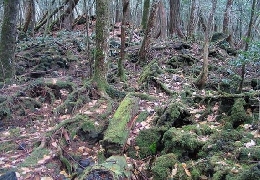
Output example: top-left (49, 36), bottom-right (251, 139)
top-left (0, 26), bottom-right (260, 180)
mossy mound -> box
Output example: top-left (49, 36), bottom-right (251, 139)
top-left (162, 127), bottom-right (204, 160)
top-left (154, 101), bottom-right (192, 128)
top-left (151, 153), bottom-right (178, 180)
top-left (138, 59), bottom-right (163, 89)
top-left (229, 98), bottom-right (252, 128)
top-left (134, 128), bottom-right (165, 158)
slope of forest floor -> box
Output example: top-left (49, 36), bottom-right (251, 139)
top-left (0, 28), bottom-right (259, 180)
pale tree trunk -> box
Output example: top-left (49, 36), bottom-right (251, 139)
top-left (141, 0), bottom-right (150, 30)
top-left (153, 0), bottom-right (166, 39)
top-left (239, 0), bottom-right (256, 93)
top-left (195, 0), bottom-right (217, 89)
top-left (0, 0), bottom-right (19, 82)
top-left (169, 0), bottom-right (184, 38)
top-left (22, 0), bottom-right (35, 34)
top-left (188, 0), bottom-right (198, 39)
top-left (138, 0), bottom-right (160, 63)
top-left (93, 0), bottom-right (110, 91)
top-left (117, 0), bottom-right (129, 81)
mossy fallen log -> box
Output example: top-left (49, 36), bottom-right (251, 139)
top-left (101, 94), bottom-right (139, 156)
top-left (79, 156), bottom-right (131, 180)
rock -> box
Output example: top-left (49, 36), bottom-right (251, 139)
top-left (0, 171), bottom-right (17, 180)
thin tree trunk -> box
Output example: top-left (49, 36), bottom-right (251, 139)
top-left (239, 0), bottom-right (256, 93)
top-left (138, 0), bottom-right (160, 63)
top-left (49, 0), bottom-right (79, 30)
top-left (223, 0), bottom-right (233, 34)
top-left (93, 0), bottom-right (110, 90)
top-left (117, 0), bottom-right (129, 81)
top-left (23, 0), bottom-right (35, 34)
top-left (188, 0), bottom-right (198, 39)
top-left (195, 0), bottom-right (217, 89)
top-left (0, 0), bottom-right (19, 82)
top-left (141, 0), bottom-right (150, 30)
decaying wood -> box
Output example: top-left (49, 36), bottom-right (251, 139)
top-left (101, 93), bottom-right (139, 156)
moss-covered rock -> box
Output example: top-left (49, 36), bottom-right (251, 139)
top-left (139, 59), bottom-right (163, 89)
top-left (154, 101), bottom-right (192, 128)
top-left (134, 128), bottom-right (165, 158)
top-left (229, 98), bottom-right (252, 128)
top-left (162, 127), bottom-right (204, 160)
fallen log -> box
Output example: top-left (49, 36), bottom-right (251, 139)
top-left (101, 93), bottom-right (139, 156)
top-left (79, 156), bottom-right (131, 180)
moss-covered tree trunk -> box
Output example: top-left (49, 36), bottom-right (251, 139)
top-left (101, 94), bottom-right (139, 156)
top-left (0, 0), bottom-right (19, 82)
top-left (117, 0), bottom-right (129, 81)
top-left (138, 0), bottom-right (159, 63)
top-left (141, 0), bottom-right (150, 30)
top-left (93, 0), bottom-right (110, 91)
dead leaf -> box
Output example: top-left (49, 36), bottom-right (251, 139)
top-left (171, 163), bottom-right (178, 177)
top-left (182, 163), bottom-right (191, 177)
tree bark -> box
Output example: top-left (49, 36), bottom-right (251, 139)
top-left (0, 0), bottom-right (19, 82)
top-left (138, 0), bottom-right (160, 63)
top-left (93, 0), bottom-right (110, 90)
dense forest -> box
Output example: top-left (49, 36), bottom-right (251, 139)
top-left (0, 0), bottom-right (259, 179)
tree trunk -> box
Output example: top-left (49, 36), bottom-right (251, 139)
top-left (239, 0), bottom-right (256, 93)
top-left (0, 0), bottom-right (19, 82)
top-left (188, 0), bottom-right (198, 39)
top-left (49, 0), bottom-right (79, 30)
top-left (141, 0), bottom-right (150, 30)
top-left (22, 0), bottom-right (35, 34)
top-left (138, 0), bottom-right (160, 63)
top-left (117, 0), bottom-right (129, 81)
top-left (35, 0), bottom-right (69, 31)
top-left (93, 0), bottom-right (110, 91)
top-left (169, 0), bottom-right (184, 38)
top-left (153, 0), bottom-right (166, 39)
top-left (223, 0), bottom-right (233, 34)
top-left (195, 0), bottom-right (217, 89)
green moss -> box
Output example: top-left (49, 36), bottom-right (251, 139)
top-left (19, 148), bottom-right (49, 167)
top-left (151, 153), bottom-right (178, 180)
top-left (236, 147), bottom-right (260, 162)
top-left (155, 102), bottom-right (191, 128)
top-left (229, 98), bottom-right (252, 128)
top-left (135, 128), bottom-right (163, 158)
top-left (181, 124), bottom-right (214, 136)
top-left (136, 111), bottom-right (149, 122)
top-left (139, 60), bottom-right (163, 89)
top-left (162, 127), bottom-right (204, 156)
top-left (0, 141), bottom-right (16, 153)
top-left (103, 94), bottom-right (138, 146)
